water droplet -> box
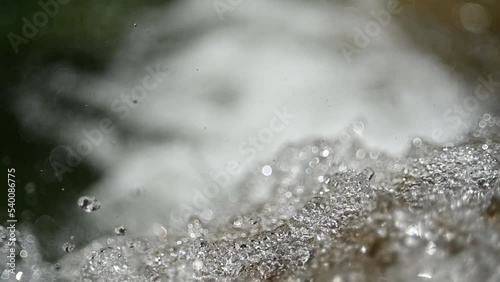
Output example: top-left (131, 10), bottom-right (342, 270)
top-left (62, 242), bottom-right (74, 253)
top-left (115, 226), bottom-right (127, 236)
top-left (78, 196), bottom-right (101, 212)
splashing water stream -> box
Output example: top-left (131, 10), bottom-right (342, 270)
top-left (2, 116), bottom-right (500, 281)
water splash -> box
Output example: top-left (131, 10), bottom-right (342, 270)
top-left (3, 118), bottom-right (500, 281)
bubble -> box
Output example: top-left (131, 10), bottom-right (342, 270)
top-left (20, 250), bottom-right (28, 258)
top-left (62, 242), bottom-right (75, 253)
top-left (26, 235), bottom-right (35, 243)
top-left (78, 196), bottom-right (101, 212)
top-left (356, 149), bottom-right (366, 159)
top-left (201, 209), bottom-right (214, 220)
top-left (352, 120), bottom-right (365, 135)
top-left (115, 226), bottom-right (127, 236)
top-left (152, 224), bottom-right (168, 239)
top-left (299, 152), bottom-right (307, 160)
top-left (321, 149), bottom-right (330, 157)
top-left (15, 271), bottom-right (22, 281)
top-left (262, 165), bottom-right (273, 176)
top-left (0, 270), bottom-right (9, 280)
top-left (459, 3), bottom-right (491, 33)
top-left (413, 138), bottom-right (422, 147)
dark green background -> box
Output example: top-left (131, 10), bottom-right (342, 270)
top-left (0, 0), bottom-right (171, 261)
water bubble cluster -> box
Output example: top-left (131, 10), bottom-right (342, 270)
top-left (6, 118), bottom-right (500, 281)
top-left (73, 121), bottom-right (500, 281)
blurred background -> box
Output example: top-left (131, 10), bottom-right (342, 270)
top-left (0, 0), bottom-right (499, 263)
